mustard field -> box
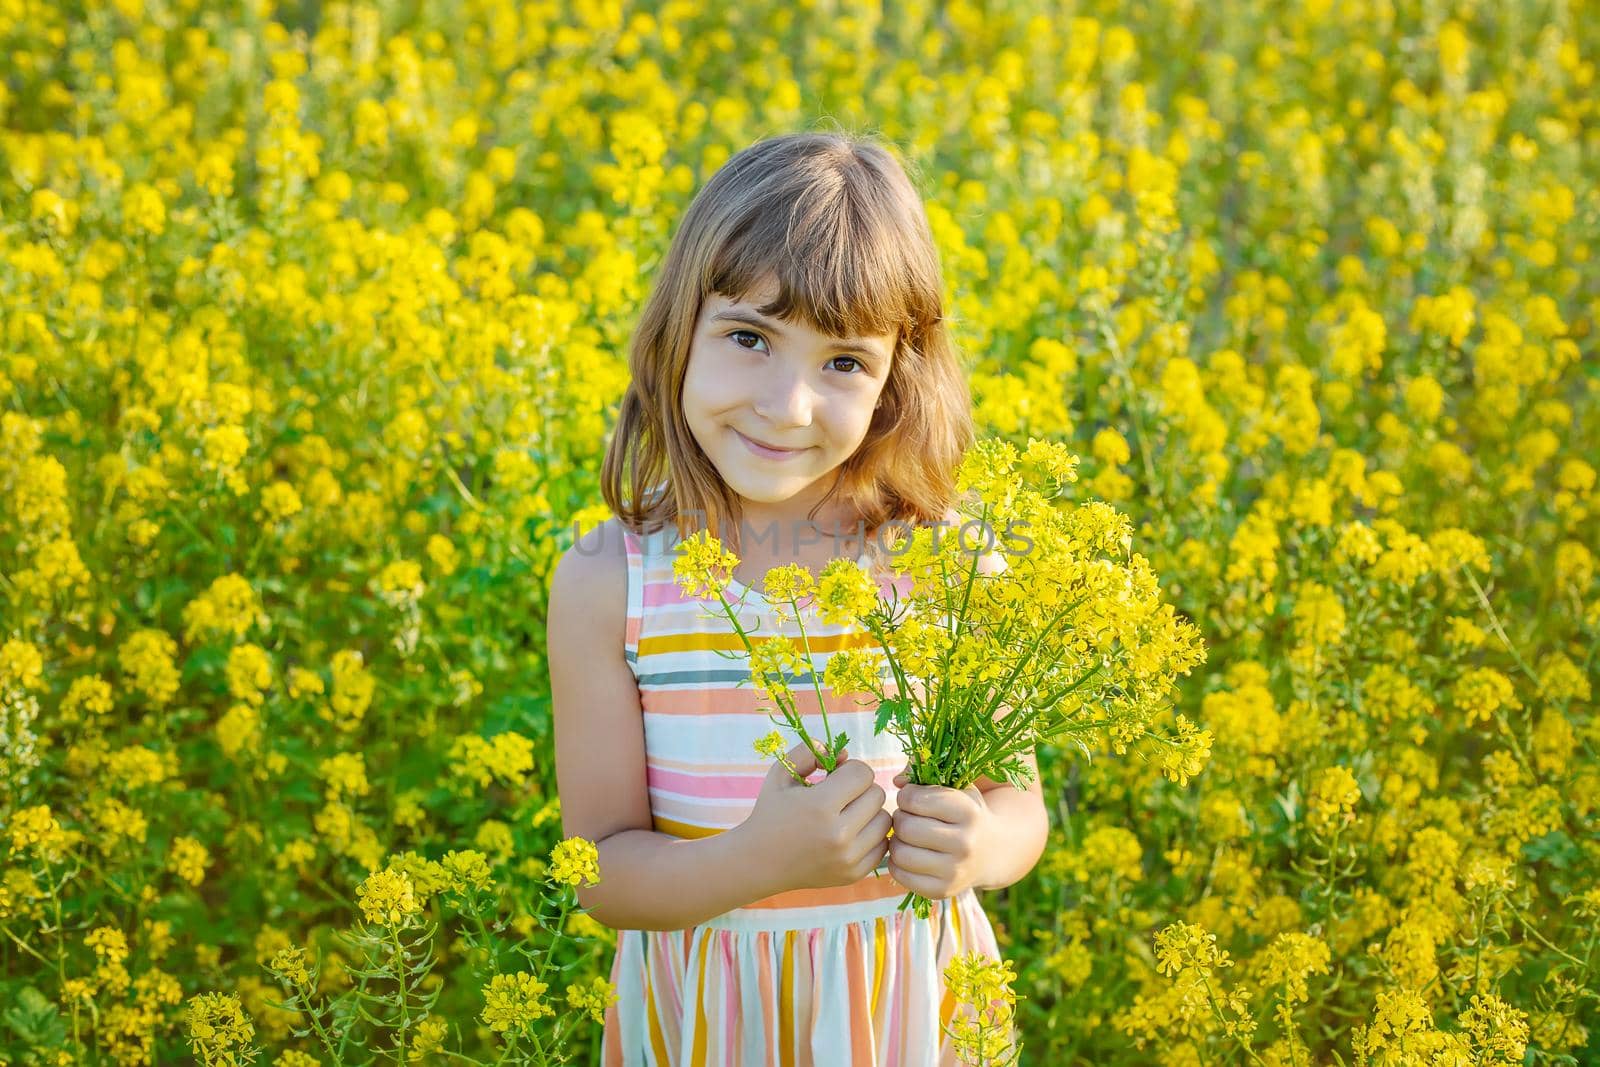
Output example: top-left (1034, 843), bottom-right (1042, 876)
top-left (1, 0), bottom-right (1596, 1063)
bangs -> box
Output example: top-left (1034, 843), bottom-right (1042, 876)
top-left (704, 173), bottom-right (930, 345)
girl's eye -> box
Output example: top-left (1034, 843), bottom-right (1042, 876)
top-left (727, 330), bottom-right (864, 375)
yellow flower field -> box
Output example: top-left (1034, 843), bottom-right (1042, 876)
top-left (2, 0), bottom-right (1596, 1062)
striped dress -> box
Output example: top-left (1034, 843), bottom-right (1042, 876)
top-left (601, 522), bottom-right (1004, 1066)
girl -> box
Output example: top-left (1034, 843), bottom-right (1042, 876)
top-left (549, 131), bottom-right (1048, 1065)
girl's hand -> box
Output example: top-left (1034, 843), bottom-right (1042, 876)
top-left (740, 742), bottom-right (892, 893)
top-left (886, 769), bottom-right (993, 900)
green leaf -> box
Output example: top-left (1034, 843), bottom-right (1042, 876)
top-left (2, 986), bottom-right (66, 1047)
top-left (1522, 830), bottom-right (1578, 869)
top-left (874, 696), bottom-right (909, 735)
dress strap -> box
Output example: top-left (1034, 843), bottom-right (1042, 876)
top-left (621, 525), bottom-right (644, 681)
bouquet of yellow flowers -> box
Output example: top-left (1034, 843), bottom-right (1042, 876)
top-left (673, 437), bottom-right (1210, 918)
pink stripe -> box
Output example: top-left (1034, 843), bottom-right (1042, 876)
top-left (647, 765), bottom-right (762, 799)
top-left (887, 922), bottom-right (903, 1067)
top-left (602, 940), bottom-right (625, 1067)
top-left (806, 929), bottom-right (823, 1067)
top-left (757, 931), bottom-right (776, 1067)
top-left (645, 751), bottom-right (904, 773)
top-left (641, 581), bottom-right (699, 607)
top-left (641, 578), bottom-right (904, 609)
top-left (641, 688), bottom-right (886, 716)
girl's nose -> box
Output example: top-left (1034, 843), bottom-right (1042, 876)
top-left (754, 370), bottom-right (814, 426)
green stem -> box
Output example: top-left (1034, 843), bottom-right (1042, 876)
top-left (391, 925), bottom-right (412, 1062)
top-left (293, 980), bottom-right (345, 1064)
top-left (1502, 897), bottom-right (1585, 968)
top-left (1197, 971), bottom-right (1269, 1067)
top-left (0, 924), bottom-right (53, 967)
top-left (534, 892), bottom-right (573, 990)
top-left (708, 584), bottom-right (833, 773)
top-left (789, 601), bottom-right (837, 763)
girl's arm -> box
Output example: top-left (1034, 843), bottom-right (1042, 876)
top-left (549, 521), bottom-right (787, 931)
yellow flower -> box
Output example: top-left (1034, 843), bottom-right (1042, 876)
top-left (85, 925), bottom-right (129, 963)
top-left (1453, 667), bottom-right (1522, 727)
top-left (753, 730), bottom-right (787, 758)
top-left (61, 674), bottom-right (114, 718)
top-left (481, 971), bottom-right (554, 1034)
top-left (121, 182), bottom-right (166, 236)
top-left (1153, 919), bottom-right (1232, 977)
top-left (408, 1016), bottom-right (449, 1060)
top-left (761, 563), bottom-right (815, 603)
top-left (168, 836), bottom-right (211, 886)
top-left (118, 629), bottom-right (182, 707)
top-left (318, 752), bottom-right (371, 800)
top-left (1460, 993), bottom-right (1530, 1064)
top-left (0, 639), bottom-right (44, 691)
top-left (548, 837), bottom-right (601, 887)
top-left (441, 849), bottom-right (494, 893)
top-left (1257, 932), bottom-right (1331, 1005)
top-left (8, 805), bottom-right (75, 861)
top-left (749, 636), bottom-right (810, 698)
top-left (565, 975), bottom-right (619, 1024)
top-left (944, 951), bottom-right (1019, 1008)
top-left (942, 953), bottom-right (1021, 1064)
top-left (374, 559), bottom-right (426, 609)
top-left (225, 643), bottom-right (274, 705)
top-left (823, 647), bottom-right (887, 698)
top-left (475, 820), bottom-right (516, 859)
top-left (1306, 765), bottom-right (1362, 836)
top-left (183, 992), bottom-right (256, 1064)
top-left (956, 438), bottom-right (1022, 520)
top-left (268, 947), bottom-right (312, 987)
top-left (355, 868), bottom-right (420, 927)
top-left (182, 574), bottom-right (265, 643)
top-left (1020, 438), bottom-right (1080, 487)
top-left (672, 529), bottom-right (739, 600)
top-left (814, 559), bottom-right (879, 627)
top-left (1155, 714), bottom-right (1213, 787)
top-left (448, 731), bottom-right (536, 790)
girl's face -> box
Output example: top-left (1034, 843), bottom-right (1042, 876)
top-left (683, 274), bottom-right (896, 533)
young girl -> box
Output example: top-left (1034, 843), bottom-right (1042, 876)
top-left (549, 131), bottom-right (1048, 1065)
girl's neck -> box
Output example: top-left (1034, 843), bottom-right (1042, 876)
top-left (723, 511), bottom-right (877, 563)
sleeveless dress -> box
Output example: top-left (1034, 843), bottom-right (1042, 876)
top-left (600, 522), bottom-right (1005, 1066)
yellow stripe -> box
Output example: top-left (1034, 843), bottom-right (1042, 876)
top-left (652, 815), bottom-right (725, 840)
top-left (940, 901), bottom-right (964, 1031)
top-left (779, 929), bottom-right (796, 1066)
top-left (645, 962), bottom-right (670, 1062)
top-left (691, 934), bottom-right (711, 1066)
top-left (870, 917), bottom-right (886, 1015)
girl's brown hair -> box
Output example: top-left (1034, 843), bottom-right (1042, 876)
top-left (600, 130), bottom-right (974, 554)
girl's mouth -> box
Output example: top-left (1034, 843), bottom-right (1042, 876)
top-left (735, 429), bottom-right (809, 461)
